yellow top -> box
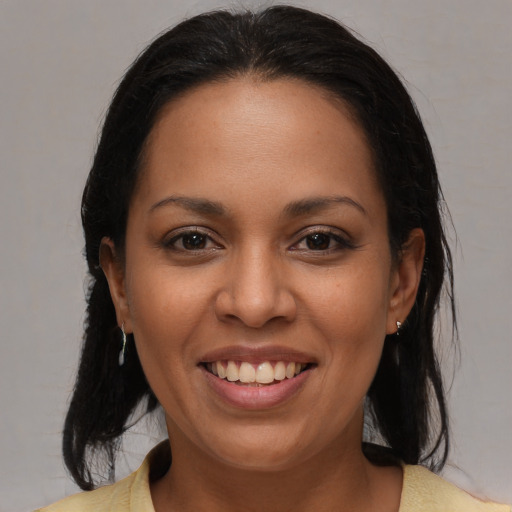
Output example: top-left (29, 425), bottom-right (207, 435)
top-left (36, 443), bottom-right (510, 512)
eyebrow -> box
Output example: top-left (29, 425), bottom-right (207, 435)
top-left (149, 194), bottom-right (366, 217)
top-left (149, 195), bottom-right (226, 216)
top-left (283, 196), bottom-right (367, 217)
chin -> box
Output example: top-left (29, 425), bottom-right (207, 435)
top-left (201, 426), bottom-right (314, 472)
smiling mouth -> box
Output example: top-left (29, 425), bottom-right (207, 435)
top-left (202, 360), bottom-right (312, 386)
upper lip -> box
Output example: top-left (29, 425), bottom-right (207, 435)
top-left (199, 345), bottom-right (317, 365)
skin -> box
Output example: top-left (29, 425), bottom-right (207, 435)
top-left (101, 78), bottom-right (425, 512)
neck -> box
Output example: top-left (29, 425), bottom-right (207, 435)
top-left (150, 419), bottom-right (402, 512)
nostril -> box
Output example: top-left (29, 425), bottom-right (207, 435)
top-left (214, 287), bottom-right (297, 328)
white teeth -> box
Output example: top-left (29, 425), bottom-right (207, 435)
top-left (217, 362), bottom-right (226, 379)
top-left (239, 362), bottom-right (256, 383)
top-left (226, 361), bottom-right (238, 382)
top-left (256, 362), bottom-right (274, 384)
top-left (208, 360), bottom-right (307, 384)
top-left (274, 361), bottom-right (286, 381)
top-left (285, 362), bottom-right (296, 379)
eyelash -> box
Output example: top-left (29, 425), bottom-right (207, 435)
top-left (164, 228), bottom-right (222, 252)
top-left (163, 227), bottom-right (355, 254)
top-left (291, 228), bottom-right (356, 253)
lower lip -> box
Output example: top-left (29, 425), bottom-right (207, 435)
top-left (201, 366), bottom-right (312, 410)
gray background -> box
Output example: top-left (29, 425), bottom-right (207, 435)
top-left (1, 0), bottom-right (511, 510)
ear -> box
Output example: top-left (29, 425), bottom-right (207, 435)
top-left (99, 237), bottom-right (132, 333)
top-left (386, 228), bottom-right (426, 335)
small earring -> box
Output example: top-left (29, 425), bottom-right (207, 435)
top-left (396, 320), bottom-right (402, 336)
top-left (118, 323), bottom-right (127, 367)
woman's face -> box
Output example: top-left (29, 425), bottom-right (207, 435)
top-left (103, 78), bottom-right (422, 470)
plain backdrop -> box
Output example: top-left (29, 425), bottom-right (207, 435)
top-left (1, 0), bottom-right (511, 510)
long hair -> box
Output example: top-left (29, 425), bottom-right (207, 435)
top-left (64, 5), bottom-right (455, 490)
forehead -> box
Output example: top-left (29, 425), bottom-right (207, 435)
top-left (135, 77), bottom-right (382, 216)
top-left (149, 77), bottom-right (367, 153)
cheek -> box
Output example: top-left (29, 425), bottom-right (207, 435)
top-left (302, 263), bottom-right (391, 385)
top-left (128, 260), bottom-right (208, 320)
top-left (125, 263), bottom-right (213, 369)
top-left (304, 264), bottom-right (391, 336)
top-left (125, 268), bottom-right (210, 424)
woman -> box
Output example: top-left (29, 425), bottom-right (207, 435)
top-left (38, 6), bottom-right (510, 511)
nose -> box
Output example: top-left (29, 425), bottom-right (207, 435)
top-left (214, 247), bottom-right (297, 328)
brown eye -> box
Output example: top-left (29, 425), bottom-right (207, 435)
top-left (306, 233), bottom-right (331, 250)
top-left (291, 229), bottom-right (355, 254)
top-left (181, 233), bottom-right (207, 250)
top-left (165, 229), bottom-right (222, 253)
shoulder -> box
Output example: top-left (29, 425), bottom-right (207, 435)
top-left (400, 464), bottom-right (511, 512)
top-left (34, 442), bottom-right (168, 512)
top-left (34, 471), bottom-right (142, 512)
